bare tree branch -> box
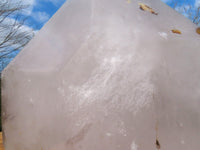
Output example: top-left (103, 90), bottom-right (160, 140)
top-left (0, 0), bottom-right (34, 62)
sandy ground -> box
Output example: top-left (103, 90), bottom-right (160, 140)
top-left (0, 133), bottom-right (4, 150)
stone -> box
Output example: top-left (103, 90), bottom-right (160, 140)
top-left (1, 0), bottom-right (200, 150)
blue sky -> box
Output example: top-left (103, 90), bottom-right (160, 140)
top-left (21, 0), bottom-right (66, 30)
top-left (163, 0), bottom-right (198, 18)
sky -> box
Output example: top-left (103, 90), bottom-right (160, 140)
top-left (163, 0), bottom-right (199, 20)
top-left (18, 0), bottom-right (66, 30)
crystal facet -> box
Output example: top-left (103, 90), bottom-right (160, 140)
top-left (2, 0), bottom-right (200, 150)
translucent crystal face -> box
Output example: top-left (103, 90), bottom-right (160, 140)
top-left (1, 0), bottom-right (200, 150)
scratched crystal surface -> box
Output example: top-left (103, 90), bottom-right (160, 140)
top-left (1, 0), bottom-right (200, 150)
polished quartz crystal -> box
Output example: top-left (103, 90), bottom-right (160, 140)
top-left (1, 0), bottom-right (200, 149)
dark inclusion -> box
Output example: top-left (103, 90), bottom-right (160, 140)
top-left (156, 139), bottom-right (161, 149)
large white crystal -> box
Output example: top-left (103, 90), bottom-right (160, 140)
top-left (2, 0), bottom-right (200, 150)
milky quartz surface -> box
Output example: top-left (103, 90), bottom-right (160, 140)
top-left (1, 0), bottom-right (200, 149)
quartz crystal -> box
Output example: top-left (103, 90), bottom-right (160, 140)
top-left (2, 0), bottom-right (200, 149)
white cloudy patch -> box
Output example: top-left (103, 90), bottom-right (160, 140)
top-left (44, 0), bottom-right (66, 6)
top-left (10, 0), bottom-right (36, 15)
top-left (158, 32), bottom-right (168, 39)
top-left (195, 0), bottom-right (200, 7)
top-left (131, 141), bottom-right (138, 150)
top-left (161, 0), bottom-right (172, 3)
top-left (32, 11), bottom-right (50, 23)
top-left (174, 5), bottom-right (191, 18)
top-left (106, 133), bottom-right (112, 137)
top-left (10, 0), bottom-right (35, 5)
top-left (181, 140), bottom-right (185, 144)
